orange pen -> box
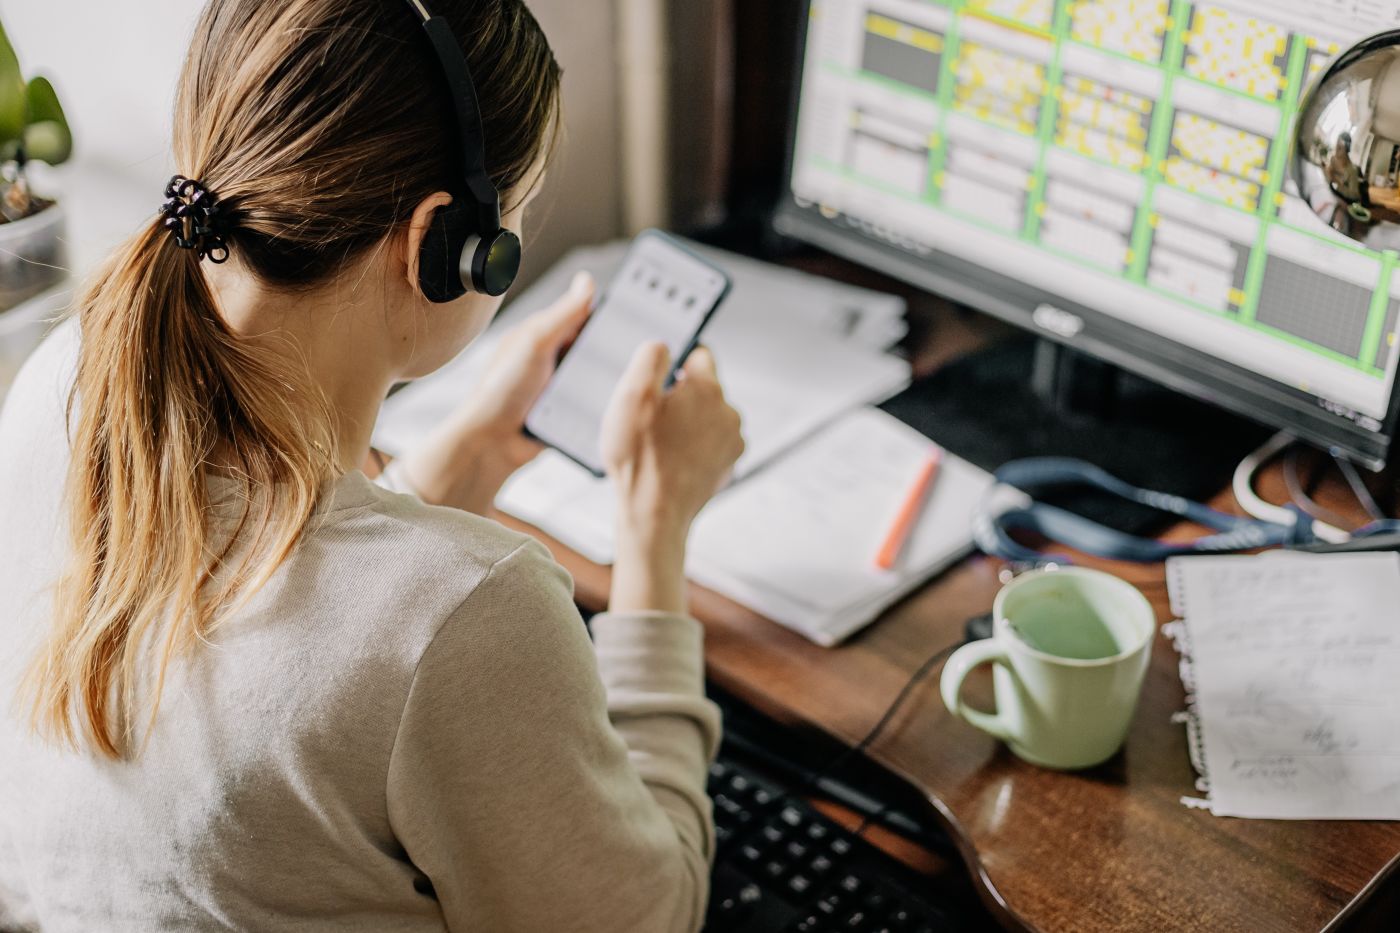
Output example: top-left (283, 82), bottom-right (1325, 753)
top-left (874, 449), bottom-right (943, 571)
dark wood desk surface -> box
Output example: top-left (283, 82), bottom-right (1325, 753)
top-left (502, 294), bottom-right (1400, 932)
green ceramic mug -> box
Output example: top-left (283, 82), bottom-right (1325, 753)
top-left (939, 567), bottom-right (1155, 770)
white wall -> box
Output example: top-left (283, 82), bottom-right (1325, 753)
top-left (1, 0), bottom-right (625, 286)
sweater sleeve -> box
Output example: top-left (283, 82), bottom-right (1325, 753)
top-left (385, 538), bottom-right (721, 933)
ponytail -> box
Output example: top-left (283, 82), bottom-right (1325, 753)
top-left (23, 219), bottom-right (336, 758)
top-left (18, 0), bottom-right (560, 759)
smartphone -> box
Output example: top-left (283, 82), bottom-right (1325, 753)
top-left (525, 231), bottom-right (732, 476)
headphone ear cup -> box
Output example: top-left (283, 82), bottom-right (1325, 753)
top-left (470, 229), bottom-right (523, 298)
top-left (417, 203), bottom-right (472, 304)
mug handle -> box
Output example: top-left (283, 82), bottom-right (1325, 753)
top-left (939, 639), bottom-right (1013, 742)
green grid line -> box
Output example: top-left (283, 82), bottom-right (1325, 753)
top-left (1237, 31), bottom-right (1309, 324)
top-left (1127, 0), bottom-right (1186, 283)
top-left (1021, 1), bottom-right (1069, 242)
top-left (1359, 252), bottom-right (1396, 369)
top-left (1250, 320), bottom-right (1385, 374)
top-left (927, 0), bottom-right (964, 206)
top-left (809, 0), bottom-right (1393, 379)
top-left (805, 152), bottom-right (1382, 375)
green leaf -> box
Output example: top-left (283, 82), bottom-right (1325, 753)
top-left (0, 18), bottom-right (26, 148)
top-left (24, 120), bottom-right (70, 165)
top-left (23, 77), bottom-right (70, 164)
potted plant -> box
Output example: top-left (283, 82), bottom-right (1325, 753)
top-left (0, 14), bottom-right (72, 314)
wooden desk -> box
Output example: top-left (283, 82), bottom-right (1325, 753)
top-left (509, 462), bottom-right (1400, 932)
top-left (503, 292), bottom-right (1400, 931)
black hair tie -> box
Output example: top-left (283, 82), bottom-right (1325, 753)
top-left (160, 175), bottom-right (231, 264)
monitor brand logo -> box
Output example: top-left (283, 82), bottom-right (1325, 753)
top-left (1032, 304), bottom-right (1084, 339)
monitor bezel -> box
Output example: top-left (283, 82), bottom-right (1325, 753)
top-left (774, 0), bottom-right (1400, 470)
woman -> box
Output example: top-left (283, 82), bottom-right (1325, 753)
top-left (0, 1), bottom-right (742, 931)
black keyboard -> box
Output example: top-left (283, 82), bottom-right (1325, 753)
top-left (705, 755), bottom-right (970, 932)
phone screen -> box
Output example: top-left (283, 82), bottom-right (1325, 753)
top-left (525, 233), bottom-right (731, 475)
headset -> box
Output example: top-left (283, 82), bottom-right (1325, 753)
top-left (402, 0), bottom-right (522, 300)
top-left (974, 458), bottom-right (1316, 565)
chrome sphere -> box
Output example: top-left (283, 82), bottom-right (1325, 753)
top-left (1292, 30), bottom-right (1400, 250)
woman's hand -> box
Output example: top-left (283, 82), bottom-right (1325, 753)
top-left (394, 272), bottom-right (594, 514)
top-left (602, 342), bottom-right (745, 615)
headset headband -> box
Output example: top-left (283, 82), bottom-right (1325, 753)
top-left (402, 0), bottom-right (503, 233)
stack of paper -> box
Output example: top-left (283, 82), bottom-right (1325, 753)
top-left (373, 240), bottom-right (913, 565)
top-left (686, 407), bottom-right (993, 646)
top-left (1166, 552), bottom-right (1400, 820)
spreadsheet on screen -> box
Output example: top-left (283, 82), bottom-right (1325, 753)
top-left (790, 0), bottom-right (1400, 426)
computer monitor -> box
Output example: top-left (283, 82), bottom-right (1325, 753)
top-left (775, 0), bottom-right (1400, 469)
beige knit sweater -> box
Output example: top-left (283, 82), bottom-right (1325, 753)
top-left (0, 322), bottom-right (719, 932)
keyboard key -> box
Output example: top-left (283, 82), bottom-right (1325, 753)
top-left (817, 892), bottom-right (846, 916)
top-left (707, 750), bottom-right (971, 932)
top-left (714, 894), bottom-right (740, 914)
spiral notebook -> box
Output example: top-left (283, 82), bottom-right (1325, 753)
top-left (1165, 552), bottom-right (1400, 820)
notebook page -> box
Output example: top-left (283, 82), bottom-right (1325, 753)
top-left (685, 408), bottom-right (992, 644)
top-left (1169, 553), bottom-right (1400, 820)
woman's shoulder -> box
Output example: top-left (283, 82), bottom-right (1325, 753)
top-left (253, 474), bottom-right (576, 677)
top-left (325, 473), bottom-right (574, 611)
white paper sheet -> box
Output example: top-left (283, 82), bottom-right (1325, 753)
top-left (373, 241), bottom-right (912, 566)
top-left (686, 408), bottom-right (994, 646)
top-left (372, 240), bottom-right (909, 462)
top-left (1167, 552), bottom-right (1400, 820)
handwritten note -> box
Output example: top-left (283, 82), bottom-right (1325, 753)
top-left (1167, 552), bottom-right (1400, 820)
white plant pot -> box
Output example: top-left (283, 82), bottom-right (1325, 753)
top-left (0, 285), bottom-right (68, 409)
top-left (0, 202), bottom-right (70, 313)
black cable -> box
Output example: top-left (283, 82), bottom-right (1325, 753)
top-left (1334, 454), bottom-right (1386, 522)
top-left (802, 637), bottom-right (962, 837)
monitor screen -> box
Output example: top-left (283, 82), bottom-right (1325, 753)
top-left (777, 0), bottom-right (1400, 468)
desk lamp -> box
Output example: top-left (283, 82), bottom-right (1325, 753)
top-left (1294, 31), bottom-right (1400, 249)
top-left (1291, 37), bottom-right (1400, 550)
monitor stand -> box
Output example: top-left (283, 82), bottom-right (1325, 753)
top-left (880, 337), bottom-right (1274, 534)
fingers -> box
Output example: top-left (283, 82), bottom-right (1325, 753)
top-left (531, 271), bottom-right (595, 348)
top-left (600, 342), bottom-right (671, 471)
top-left (606, 340), bottom-right (672, 419)
top-left (620, 341), bottom-right (673, 399)
top-left (681, 345), bottom-right (719, 385)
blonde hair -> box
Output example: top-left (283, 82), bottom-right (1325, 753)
top-left (23, 0), bottom-right (561, 758)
